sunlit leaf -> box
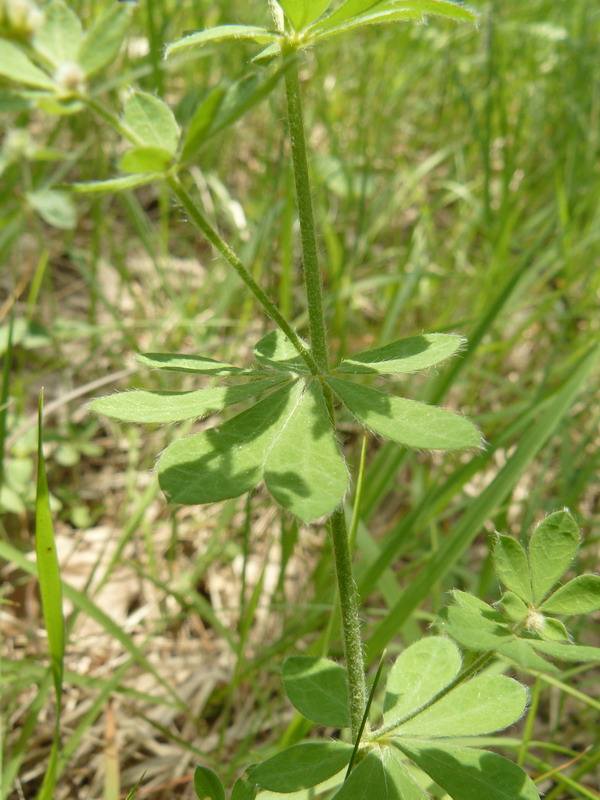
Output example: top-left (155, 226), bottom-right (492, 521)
top-left (123, 91), bottom-right (180, 155)
top-left (90, 377), bottom-right (286, 424)
top-left (279, 0), bottom-right (332, 30)
top-left (254, 329), bottom-right (309, 373)
top-left (332, 748), bottom-right (428, 800)
top-left (394, 741), bottom-right (540, 800)
top-left (137, 352), bottom-right (253, 375)
top-left (384, 637), bottom-right (461, 725)
top-left (78, 2), bottom-right (132, 76)
top-left (528, 510), bottom-right (580, 603)
top-left (327, 377), bottom-right (483, 450)
top-left (27, 189), bottom-right (77, 229)
top-left (180, 86), bottom-right (227, 163)
top-left (540, 575), bottom-right (600, 615)
top-left (165, 26), bottom-right (279, 59)
top-left (283, 656), bottom-right (351, 728)
top-left (0, 40), bottom-right (56, 89)
top-left (393, 675), bottom-right (527, 737)
top-left (494, 534), bottom-right (532, 603)
top-left (496, 592), bottom-right (528, 623)
top-left (67, 174), bottom-right (157, 193)
top-left (193, 765), bottom-right (225, 800)
top-left (119, 146), bottom-right (173, 174)
top-left (531, 640), bottom-right (600, 663)
top-left (336, 333), bottom-right (464, 375)
top-left (251, 742), bottom-right (353, 793)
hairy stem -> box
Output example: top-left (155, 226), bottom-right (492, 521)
top-left (282, 44), bottom-right (329, 372)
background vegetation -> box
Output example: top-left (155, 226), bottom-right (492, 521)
top-left (1, 0), bottom-right (599, 798)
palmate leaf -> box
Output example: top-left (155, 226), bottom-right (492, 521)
top-left (327, 376), bottom-right (482, 450)
top-left (158, 379), bottom-right (348, 522)
top-left (494, 534), bottom-right (533, 603)
top-left (89, 376), bottom-right (287, 424)
top-left (383, 637), bottom-right (461, 725)
top-left (120, 146), bottom-right (173, 174)
top-left (67, 174), bottom-right (158, 193)
top-left (122, 91), bottom-right (180, 155)
top-left (335, 333), bottom-right (464, 375)
top-left (193, 766), bottom-right (225, 800)
top-left (164, 25), bottom-right (280, 60)
top-left (528, 510), bottom-right (580, 604)
top-left (393, 741), bottom-right (540, 800)
top-left (136, 352), bottom-right (255, 375)
top-left (250, 741), bottom-right (353, 793)
top-left (279, 0), bottom-right (332, 31)
top-left (254, 329), bottom-right (309, 373)
top-left (283, 656), bottom-right (351, 728)
top-left (33, 0), bottom-right (82, 68)
top-left (332, 748), bottom-right (427, 800)
top-left (0, 40), bottom-right (56, 89)
top-left (77, 2), bottom-right (132, 77)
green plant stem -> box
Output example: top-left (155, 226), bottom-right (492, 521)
top-left (167, 176), bottom-right (318, 374)
top-left (328, 508), bottom-right (368, 740)
top-left (282, 43), bottom-right (329, 373)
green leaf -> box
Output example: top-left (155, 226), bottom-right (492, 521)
top-left (531, 640), bottom-right (600, 664)
top-left (528, 510), bottom-right (580, 603)
top-left (230, 778), bottom-right (257, 800)
top-left (538, 617), bottom-right (571, 642)
top-left (496, 592), bottom-right (528, 623)
top-left (495, 638), bottom-right (557, 673)
top-left (264, 380), bottom-right (348, 522)
top-left (327, 377), bottom-right (482, 450)
top-left (78, 2), bottom-right (132, 76)
top-left (394, 741), bottom-right (540, 800)
top-left (119, 146), bottom-right (173, 174)
top-left (158, 381), bottom-right (298, 506)
top-left (393, 675), bottom-right (527, 737)
top-left (0, 40), bottom-right (56, 89)
top-left (67, 174), bottom-right (157, 193)
top-left (137, 352), bottom-right (253, 375)
top-left (123, 91), bottom-right (179, 155)
top-left (332, 748), bottom-right (428, 800)
top-left (383, 637), bottom-right (461, 725)
top-left (336, 334), bottom-right (464, 375)
top-left (540, 575), bottom-right (600, 615)
top-left (314, 0), bottom-right (381, 27)
top-left (165, 26), bottom-right (279, 59)
top-left (27, 189), bottom-right (77, 229)
top-left (279, 0), bottom-right (332, 30)
top-left (193, 765), bottom-right (225, 800)
top-left (33, 0), bottom-right (82, 67)
top-left (439, 605), bottom-right (512, 652)
top-left (90, 377), bottom-right (286, 424)
top-left (250, 741), bottom-right (353, 793)
top-left (494, 534), bottom-right (533, 604)
top-left (282, 656), bottom-right (351, 728)
top-left (254, 329), bottom-right (309, 373)
top-left (180, 86), bottom-right (227, 163)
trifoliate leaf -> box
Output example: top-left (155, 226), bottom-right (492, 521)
top-left (336, 333), bottom-right (464, 375)
top-left (540, 575), bottom-right (600, 615)
top-left (327, 377), bottom-right (482, 450)
top-left (384, 637), bottom-right (461, 725)
top-left (393, 675), bottom-right (527, 737)
top-left (283, 656), bottom-right (351, 728)
top-left (263, 380), bottom-right (348, 522)
top-left (251, 741), bottom-right (353, 793)
top-left (528, 510), bottom-right (580, 604)
top-left (90, 377), bottom-right (286, 424)
top-left (393, 741), bottom-right (540, 800)
top-left (494, 534), bottom-right (533, 603)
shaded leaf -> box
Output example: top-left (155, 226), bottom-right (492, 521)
top-left (33, 0), bottom-right (82, 67)
top-left (538, 617), bottom-right (571, 642)
top-left (137, 352), bottom-right (253, 375)
top-left (496, 592), bottom-right (528, 623)
top-left (528, 510), bottom-right (580, 603)
top-left (0, 40), bottom-right (56, 89)
top-left (540, 575), bottom-right (600, 615)
top-left (165, 26), bottom-right (279, 59)
top-left (531, 640), bottom-right (600, 664)
top-left (254, 329), bottom-right (309, 373)
top-left (439, 605), bottom-right (512, 651)
top-left (336, 333), bottom-right (464, 375)
top-left (494, 534), bottom-right (532, 603)
top-left (120, 146), bottom-right (173, 174)
top-left (394, 741), bottom-right (540, 800)
top-left (123, 91), bottom-right (179, 155)
top-left (384, 637), bottom-right (461, 725)
top-left (78, 2), bottom-right (132, 76)
top-left (90, 377), bottom-right (286, 424)
top-left (283, 656), bottom-right (351, 728)
top-left (158, 381), bottom-right (297, 506)
top-left (193, 765), bottom-right (225, 800)
top-left (230, 778), bottom-right (257, 800)
top-left (279, 0), bottom-right (332, 30)
top-left (250, 741), bottom-right (353, 793)
top-left (264, 380), bottom-right (348, 522)
top-left (67, 174), bottom-right (157, 193)
top-left (495, 639), bottom-right (557, 673)
top-left (180, 86), bottom-right (227, 163)
top-left (332, 748), bottom-right (427, 800)
top-left (394, 675), bottom-right (527, 737)
top-left (327, 377), bottom-right (482, 450)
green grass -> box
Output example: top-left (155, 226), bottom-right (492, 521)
top-left (1, 0), bottom-right (599, 798)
